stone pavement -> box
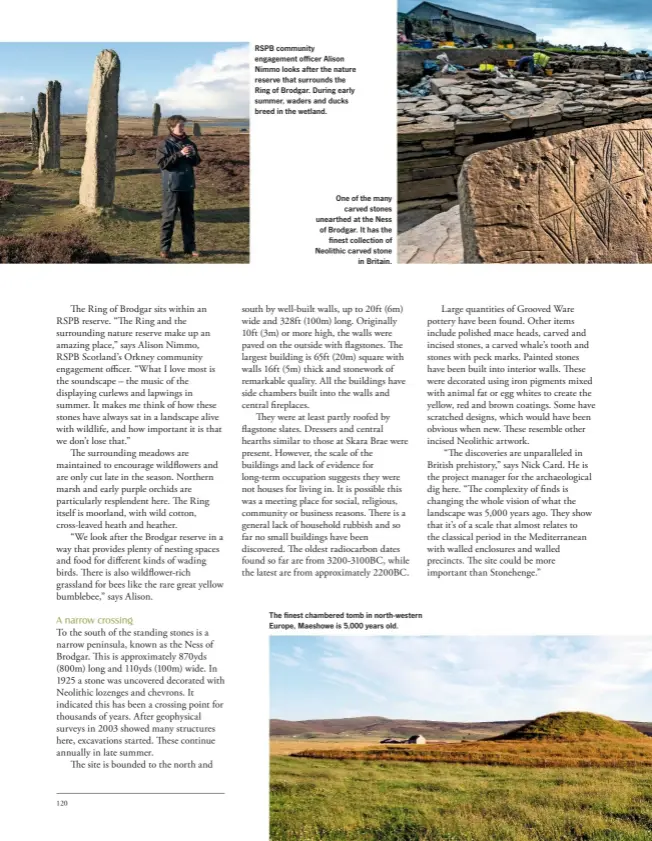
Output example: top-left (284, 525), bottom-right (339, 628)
top-left (398, 205), bottom-right (463, 263)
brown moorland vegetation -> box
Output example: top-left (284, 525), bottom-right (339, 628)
top-left (0, 230), bottom-right (110, 263)
top-left (293, 737), bottom-right (652, 768)
top-left (0, 114), bottom-right (249, 263)
top-left (0, 179), bottom-right (15, 202)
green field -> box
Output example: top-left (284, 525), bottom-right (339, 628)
top-left (271, 755), bottom-right (652, 841)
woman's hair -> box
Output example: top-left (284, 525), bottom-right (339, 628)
top-left (166, 115), bottom-right (187, 131)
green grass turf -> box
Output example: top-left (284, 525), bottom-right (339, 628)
top-left (270, 755), bottom-right (652, 841)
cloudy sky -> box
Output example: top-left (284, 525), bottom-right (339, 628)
top-left (398, 1), bottom-right (652, 51)
top-left (0, 43), bottom-right (248, 117)
top-left (271, 636), bottom-right (652, 721)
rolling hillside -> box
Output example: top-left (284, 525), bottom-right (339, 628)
top-left (271, 715), bottom-right (652, 741)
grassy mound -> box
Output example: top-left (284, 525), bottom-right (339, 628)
top-left (494, 712), bottom-right (647, 742)
top-left (0, 230), bottom-right (110, 263)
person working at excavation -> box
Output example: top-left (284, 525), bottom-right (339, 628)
top-left (440, 9), bottom-right (454, 41)
top-left (516, 51), bottom-right (550, 75)
top-left (404, 16), bottom-right (414, 40)
top-left (155, 115), bottom-right (201, 259)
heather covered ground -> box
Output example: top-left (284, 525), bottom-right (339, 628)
top-left (0, 113), bottom-right (249, 263)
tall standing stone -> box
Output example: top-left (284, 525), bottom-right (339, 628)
top-left (38, 80), bottom-right (61, 170)
top-left (192, 122), bottom-right (201, 137)
top-left (152, 102), bottom-right (161, 136)
top-left (37, 92), bottom-right (46, 134)
top-left (30, 109), bottom-right (40, 155)
top-left (79, 50), bottom-right (121, 211)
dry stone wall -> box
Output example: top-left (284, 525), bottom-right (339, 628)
top-left (399, 71), bottom-right (652, 219)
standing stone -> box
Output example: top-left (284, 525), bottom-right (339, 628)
top-left (458, 118), bottom-right (652, 264)
top-left (30, 109), bottom-right (40, 155)
top-left (152, 102), bottom-right (161, 136)
top-left (192, 122), bottom-right (201, 137)
top-left (37, 92), bottom-right (46, 135)
top-left (38, 81), bottom-right (62, 170)
top-left (79, 50), bottom-right (121, 211)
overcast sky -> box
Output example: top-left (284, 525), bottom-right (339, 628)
top-left (0, 43), bottom-right (249, 117)
top-left (271, 636), bottom-right (652, 721)
top-left (398, 1), bottom-right (652, 51)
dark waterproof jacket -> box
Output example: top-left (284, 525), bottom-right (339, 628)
top-left (155, 134), bottom-right (201, 192)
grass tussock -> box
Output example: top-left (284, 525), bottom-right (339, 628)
top-left (0, 180), bottom-right (15, 202)
top-left (271, 755), bottom-right (652, 841)
top-left (0, 230), bottom-right (110, 263)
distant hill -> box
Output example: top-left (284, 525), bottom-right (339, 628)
top-left (271, 715), bottom-right (652, 741)
top-left (494, 712), bottom-right (647, 742)
top-left (625, 720), bottom-right (652, 736)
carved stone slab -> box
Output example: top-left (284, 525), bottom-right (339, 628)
top-left (459, 119), bottom-right (652, 263)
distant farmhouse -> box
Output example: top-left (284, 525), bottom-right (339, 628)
top-left (380, 734), bottom-right (427, 744)
top-left (405, 3), bottom-right (536, 43)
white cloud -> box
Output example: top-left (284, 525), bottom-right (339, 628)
top-left (0, 47), bottom-right (249, 117)
top-left (0, 77), bottom-right (90, 114)
top-left (155, 46), bottom-right (249, 117)
top-left (121, 88), bottom-right (148, 111)
top-left (0, 78), bottom-right (44, 111)
top-left (540, 20), bottom-right (652, 50)
top-left (316, 636), bottom-right (652, 721)
top-left (272, 652), bottom-right (303, 668)
top-left (322, 672), bottom-right (387, 704)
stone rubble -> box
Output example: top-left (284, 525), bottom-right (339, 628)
top-left (399, 67), bottom-right (652, 216)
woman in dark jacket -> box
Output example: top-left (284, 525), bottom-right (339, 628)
top-left (155, 115), bottom-right (202, 258)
